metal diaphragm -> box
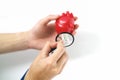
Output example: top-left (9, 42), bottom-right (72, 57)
top-left (55, 32), bottom-right (74, 47)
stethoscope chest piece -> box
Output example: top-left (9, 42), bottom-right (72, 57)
top-left (56, 32), bottom-right (74, 47)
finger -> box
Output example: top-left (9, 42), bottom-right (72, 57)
top-left (74, 16), bottom-right (78, 21)
top-left (41, 15), bottom-right (60, 25)
top-left (57, 52), bottom-right (68, 73)
top-left (40, 41), bottom-right (57, 57)
top-left (74, 24), bottom-right (79, 30)
top-left (71, 24), bottom-right (79, 35)
top-left (47, 23), bottom-right (55, 31)
top-left (72, 31), bottom-right (76, 35)
top-left (50, 41), bottom-right (65, 62)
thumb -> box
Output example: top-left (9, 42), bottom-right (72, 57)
top-left (41, 15), bottom-right (60, 25)
top-left (40, 41), bottom-right (57, 57)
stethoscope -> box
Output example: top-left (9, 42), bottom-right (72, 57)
top-left (55, 32), bottom-right (74, 47)
top-left (50, 11), bottom-right (75, 52)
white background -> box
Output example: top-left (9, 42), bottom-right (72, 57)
top-left (0, 0), bottom-right (120, 80)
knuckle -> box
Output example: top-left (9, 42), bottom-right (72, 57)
top-left (53, 68), bottom-right (61, 75)
top-left (66, 53), bottom-right (69, 59)
top-left (46, 60), bottom-right (53, 66)
top-left (58, 47), bottom-right (65, 53)
top-left (53, 68), bottom-right (57, 74)
top-left (57, 70), bottom-right (62, 75)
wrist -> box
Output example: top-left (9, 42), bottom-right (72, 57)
top-left (17, 31), bottom-right (29, 50)
top-left (24, 70), bottom-right (52, 80)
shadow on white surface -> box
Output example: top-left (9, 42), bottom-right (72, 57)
top-left (67, 31), bottom-right (99, 59)
top-left (0, 49), bottom-right (38, 69)
top-left (0, 49), bottom-right (39, 79)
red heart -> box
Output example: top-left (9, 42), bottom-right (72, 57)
top-left (55, 11), bottom-right (75, 34)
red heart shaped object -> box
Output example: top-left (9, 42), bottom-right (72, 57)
top-left (55, 11), bottom-right (75, 34)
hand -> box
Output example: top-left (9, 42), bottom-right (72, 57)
top-left (25, 41), bottom-right (68, 80)
top-left (27, 15), bottom-right (79, 50)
